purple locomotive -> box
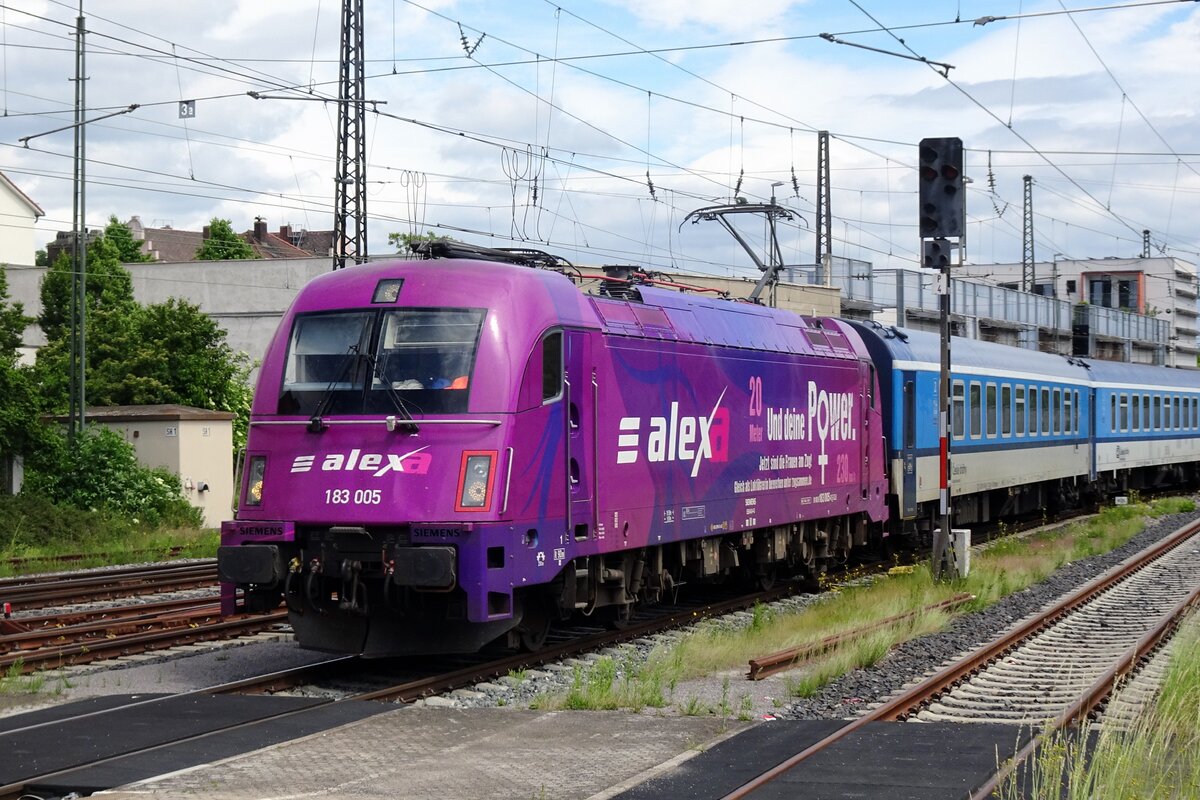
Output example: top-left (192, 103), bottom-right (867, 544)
top-left (218, 253), bottom-right (890, 655)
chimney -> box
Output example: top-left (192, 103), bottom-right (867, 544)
top-left (202, 225), bottom-right (211, 239)
top-left (279, 224), bottom-right (292, 241)
top-left (254, 216), bottom-right (267, 241)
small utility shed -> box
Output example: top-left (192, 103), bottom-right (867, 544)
top-left (84, 405), bottom-right (234, 528)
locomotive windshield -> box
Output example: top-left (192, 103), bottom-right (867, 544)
top-left (278, 308), bottom-right (485, 416)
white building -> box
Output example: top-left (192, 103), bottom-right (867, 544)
top-left (959, 257), bottom-right (1199, 368)
top-left (0, 171), bottom-right (44, 267)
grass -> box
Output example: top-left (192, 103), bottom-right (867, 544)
top-left (0, 523), bottom-right (217, 578)
top-left (999, 614), bottom-right (1200, 799)
top-left (530, 495), bottom-right (1193, 712)
top-left (0, 660), bottom-right (74, 696)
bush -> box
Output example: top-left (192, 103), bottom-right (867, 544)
top-left (22, 427), bottom-right (202, 528)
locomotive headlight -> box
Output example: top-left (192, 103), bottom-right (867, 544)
top-left (244, 456), bottom-right (267, 506)
top-left (456, 451), bottom-right (496, 511)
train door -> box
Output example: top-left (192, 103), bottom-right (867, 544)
top-left (564, 330), bottom-right (596, 542)
top-left (860, 362), bottom-right (872, 500)
top-left (900, 375), bottom-right (918, 517)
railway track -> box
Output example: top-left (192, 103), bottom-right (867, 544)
top-left (0, 560), bottom-right (284, 674)
top-left (718, 515), bottom-right (1200, 799)
top-left (0, 559), bottom-right (217, 610)
top-left (0, 583), bottom-right (798, 799)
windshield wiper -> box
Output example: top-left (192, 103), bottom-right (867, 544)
top-left (308, 345), bottom-right (361, 433)
top-left (366, 353), bottom-right (419, 432)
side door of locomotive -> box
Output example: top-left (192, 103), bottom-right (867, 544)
top-left (564, 330), bottom-right (596, 542)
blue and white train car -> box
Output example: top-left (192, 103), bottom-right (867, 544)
top-left (1088, 359), bottom-right (1200, 489)
top-left (846, 321), bottom-right (1094, 534)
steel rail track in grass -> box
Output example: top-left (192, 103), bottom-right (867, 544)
top-left (719, 516), bottom-right (1200, 800)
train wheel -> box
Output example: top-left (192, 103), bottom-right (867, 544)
top-left (756, 564), bottom-right (779, 591)
top-left (601, 602), bottom-right (634, 630)
top-left (516, 592), bottom-right (553, 651)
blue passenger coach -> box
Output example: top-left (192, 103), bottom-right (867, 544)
top-left (1088, 359), bottom-right (1200, 490)
top-left (846, 321), bottom-right (1096, 536)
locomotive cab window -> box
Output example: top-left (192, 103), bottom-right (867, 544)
top-left (542, 331), bottom-right (563, 403)
top-left (279, 307), bottom-right (486, 416)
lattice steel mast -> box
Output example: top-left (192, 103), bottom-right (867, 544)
top-left (333, 0), bottom-right (367, 269)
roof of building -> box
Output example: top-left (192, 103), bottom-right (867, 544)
top-left (81, 404), bottom-right (236, 422)
top-left (0, 171), bottom-right (45, 218)
top-left (125, 216), bottom-right (333, 262)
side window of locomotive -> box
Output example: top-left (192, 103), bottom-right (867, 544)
top-left (969, 382), bottom-right (981, 440)
top-left (279, 311), bottom-right (373, 415)
top-left (542, 331), bottom-right (563, 403)
top-left (951, 381), bottom-right (964, 440)
top-left (372, 308), bottom-right (485, 415)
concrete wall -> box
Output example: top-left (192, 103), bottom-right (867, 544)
top-left (4, 257), bottom-right (840, 376)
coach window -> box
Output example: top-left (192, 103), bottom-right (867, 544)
top-left (1120, 394), bottom-right (1130, 432)
top-left (1001, 385), bottom-right (1012, 436)
top-left (952, 381), bottom-right (965, 440)
top-left (1041, 388), bottom-right (1051, 435)
top-left (1174, 396), bottom-right (1182, 430)
top-left (1052, 388), bottom-right (1062, 434)
top-left (1164, 395), bottom-right (1172, 430)
top-left (1131, 393), bottom-right (1140, 432)
top-left (1030, 386), bottom-right (1039, 436)
top-left (986, 384), bottom-right (998, 437)
top-left (1153, 396), bottom-right (1161, 430)
top-left (1064, 391), bottom-right (1073, 435)
top-left (970, 382), bottom-right (982, 439)
top-left (1074, 390), bottom-right (1081, 434)
top-left (1193, 397), bottom-right (1198, 429)
top-left (1142, 395), bottom-right (1150, 431)
top-left (1015, 386), bottom-right (1026, 436)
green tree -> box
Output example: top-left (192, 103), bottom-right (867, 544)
top-left (0, 268), bottom-right (47, 458)
top-left (104, 215), bottom-right (152, 263)
top-left (87, 298), bottom-right (254, 448)
top-left (33, 226), bottom-right (251, 449)
top-left (34, 234), bottom-right (138, 411)
top-left (389, 230), bottom-right (449, 255)
top-left (22, 426), bottom-right (201, 527)
top-left (194, 218), bottom-right (257, 260)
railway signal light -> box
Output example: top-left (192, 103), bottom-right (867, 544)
top-left (919, 137), bottom-right (964, 239)
top-left (923, 238), bottom-right (955, 269)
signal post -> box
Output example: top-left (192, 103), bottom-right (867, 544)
top-left (918, 137), bottom-right (964, 580)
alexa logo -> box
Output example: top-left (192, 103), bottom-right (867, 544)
top-left (290, 446), bottom-right (431, 477)
top-left (616, 389), bottom-right (730, 477)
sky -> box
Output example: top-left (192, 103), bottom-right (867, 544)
top-left (1, 0), bottom-right (1198, 281)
